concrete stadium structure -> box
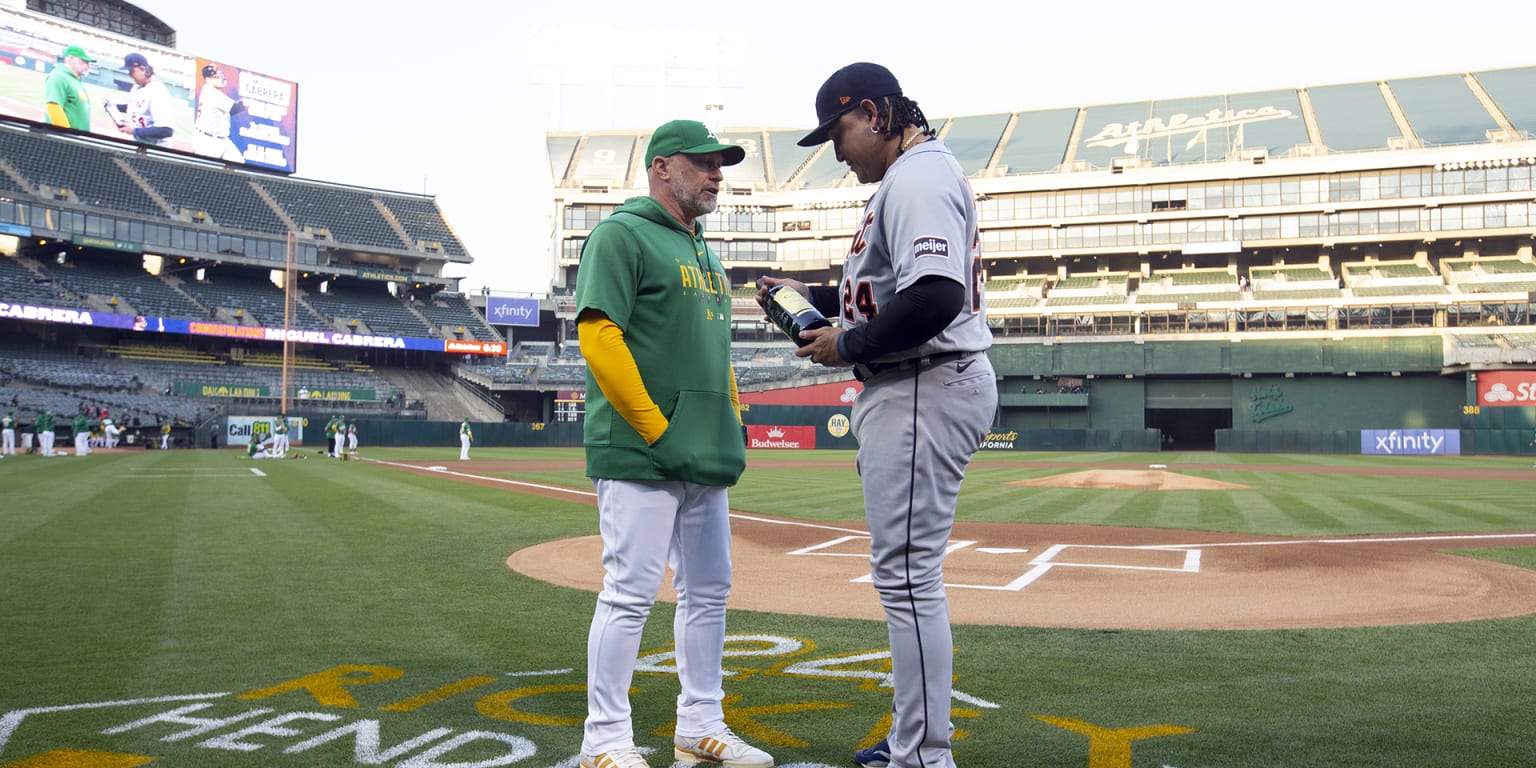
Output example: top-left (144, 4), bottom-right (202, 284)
top-left (545, 68), bottom-right (1536, 453)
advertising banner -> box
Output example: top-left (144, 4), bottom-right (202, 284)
top-left (1475, 370), bottom-right (1536, 407)
top-left (0, 300), bottom-right (505, 355)
top-left (745, 425), bottom-right (816, 449)
top-left (485, 296), bottom-right (541, 327)
top-left (174, 382), bottom-right (269, 398)
top-left (195, 57), bottom-right (298, 172)
top-left (740, 379), bottom-right (863, 407)
top-left (445, 339), bottom-right (508, 355)
top-left (0, 7), bottom-right (299, 172)
top-left (1360, 429), bottom-right (1461, 456)
top-left (293, 387), bottom-right (376, 402)
top-left (228, 415), bottom-right (305, 446)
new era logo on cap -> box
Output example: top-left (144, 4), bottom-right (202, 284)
top-left (799, 62), bottom-right (903, 147)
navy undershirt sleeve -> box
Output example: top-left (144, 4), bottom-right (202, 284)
top-left (836, 275), bottom-right (964, 363)
top-left (808, 284), bottom-right (840, 318)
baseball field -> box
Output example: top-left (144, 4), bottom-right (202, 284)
top-left (1, 446), bottom-right (1533, 768)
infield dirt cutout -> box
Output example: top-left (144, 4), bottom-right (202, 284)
top-left (378, 458), bottom-right (1536, 631)
top-left (1007, 468), bottom-right (1253, 491)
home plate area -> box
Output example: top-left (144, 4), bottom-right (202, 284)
top-left (507, 517), bottom-right (1536, 632)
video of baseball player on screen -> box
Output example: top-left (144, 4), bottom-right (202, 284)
top-left (0, 7), bottom-right (300, 174)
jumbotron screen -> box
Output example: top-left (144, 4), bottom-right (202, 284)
top-left (0, 7), bottom-right (299, 173)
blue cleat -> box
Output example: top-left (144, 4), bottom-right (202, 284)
top-left (853, 738), bottom-right (890, 768)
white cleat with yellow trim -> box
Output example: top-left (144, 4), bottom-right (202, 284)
top-left (673, 728), bottom-right (773, 767)
top-left (580, 747), bottom-right (650, 768)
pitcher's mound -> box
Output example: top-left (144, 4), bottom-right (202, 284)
top-left (1008, 469), bottom-right (1253, 491)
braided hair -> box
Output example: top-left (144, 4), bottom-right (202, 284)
top-left (874, 95), bottom-right (934, 153)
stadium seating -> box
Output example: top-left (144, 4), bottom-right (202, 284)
top-left (259, 177), bottom-right (408, 252)
top-left (377, 197), bottom-right (468, 258)
top-left (41, 255), bottom-right (205, 318)
top-left (303, 282), bottom-right (433, 338)
top-left (0, 254), bottom-right (85, 307)
top-left (123, 155), bottom-right (290, 234)
top-left (418, 292), bottom-right (502, 342)
top-left (0, 127), bottom-right (163, 218)
top-left (1442, 256), bottom-right (1536, 295)
top-left (179, 269), bottom-right (332, 331)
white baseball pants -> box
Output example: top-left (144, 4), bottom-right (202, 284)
top-left (582, 477), bottom-right (734, 755)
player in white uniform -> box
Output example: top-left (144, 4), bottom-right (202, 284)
top-left (102, 417), bottom-right (122, 448)
top-left (103, 53), bottom-right (175, 147)
top-left (194, 64), bottom-right (245, 162)
top-left (272, 415), bottom-right (290, 457)
top-left (2, 410), bottom-right (15, 455)
top-left (458, 418), bottom-right (472, 460)
top-left (758, 62), bottom-right (997, 768)
top-left (332, 417), bottom-right (347, 459)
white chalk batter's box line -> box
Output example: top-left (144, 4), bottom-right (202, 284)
top-left (788, 532), bottom-right (1536, 593)
top-left (790, 537), bottom-right (1200, 592)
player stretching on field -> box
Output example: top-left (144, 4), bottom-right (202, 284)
top-left (758, 62), bottom-right (997, 768)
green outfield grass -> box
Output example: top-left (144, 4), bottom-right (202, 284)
top-left (1, 447), bottom-right (1532, 767)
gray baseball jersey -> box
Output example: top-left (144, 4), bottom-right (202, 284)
top-left (840, 138), bottom-right (991, 363)
top-left (843, 137), bottom-right (998, 768)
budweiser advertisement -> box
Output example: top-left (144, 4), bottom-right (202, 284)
top-left (746, 425), bottom-right (816, 449)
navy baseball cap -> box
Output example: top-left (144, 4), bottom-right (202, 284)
top-left (645, 120), bottom-right (745, 167)
top-left (124, 52), bottom-right (149, 70)
top-left (798, 62), bottom-right (903, 147)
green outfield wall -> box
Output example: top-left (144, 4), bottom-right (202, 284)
top-left (218, 334), bottom-right (1534, 455)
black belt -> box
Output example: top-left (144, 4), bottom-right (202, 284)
top-left (852, 350), bottom-right (974, 383)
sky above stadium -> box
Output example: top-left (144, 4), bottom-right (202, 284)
top-left (139, 0), bottom-right (1536, 296)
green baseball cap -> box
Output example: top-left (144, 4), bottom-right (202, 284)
top-left (645, 120), bottom-right (745, 167)
top-left (61, 45), bottom-right (95, 63)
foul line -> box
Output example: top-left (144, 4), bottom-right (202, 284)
top-left (363, 458), bottom-right (597, 498)
top-left (366, 460), bottom-right (872, 533)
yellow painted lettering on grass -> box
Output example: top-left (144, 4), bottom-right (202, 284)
top-left (653, 693), bottom-right (850, 749)
top-left (0, 748), bottom-right (154, 767)
top-left (855, 707), bottom-right (981, 750)
top-left (380, 676), bottom-right (500, 712)
top-left (238, 665), bottom-right (405, 708)
top-left (475, 684), bottom-right (590, 726)
top-left (1032, 715), bottom-right (1193, 768)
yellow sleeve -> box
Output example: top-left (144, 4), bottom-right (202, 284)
top-left (578, 313), bottom-right (669, 444)
top-left (728, 363), bottom-right (742, 425)
top-left (45, 103), bottom-right (69, 126)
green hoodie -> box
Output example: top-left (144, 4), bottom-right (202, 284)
top-left (576, 195), bottom-right (743, 486)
